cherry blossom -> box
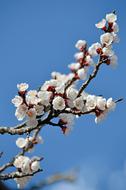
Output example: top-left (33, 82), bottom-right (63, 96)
top-left (106, 12), bottom-right (117, 23)
top-left (52, 96), bottom-right (66, 111)
top-left (75, 40), bottom-right (86, 50)
top-left (17, 83), bottom-right (29, 92)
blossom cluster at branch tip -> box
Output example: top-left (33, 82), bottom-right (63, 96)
top-left (13, 155), bottom-right (41, 188)
top-left (92, 12), bottom-right (119, 67)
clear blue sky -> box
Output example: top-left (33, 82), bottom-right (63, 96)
top-left (0, 0), bottom-right (125, 189)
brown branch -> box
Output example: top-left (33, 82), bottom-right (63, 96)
top-left (30, 170), bottom-right (77, 190)
top-left (0, 113), bottom-right (53, 135)
top-left (115, 98), bottom-right (123, 103)
top-left (0, 127), bottom-right (44, 174)
top-left (63, 109), bottom-right (95, 116)
top-left (0, 111), bottom-right (55, 175)
top-left (0, 169), bottom-right (43, 181)
top-left (14, 121), bottom-right (27, 129)
top-left (0, 125), bottom-right (37, 135)
top-left (65, 77), bottom-right (77, 91)
top-left (77, 58), bottom-right (107, 97)
top-left (0, 161), bottom-right (14, 174)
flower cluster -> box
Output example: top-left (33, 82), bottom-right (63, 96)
top-left (9, 12), bottom-right (120, 188)
top-left (12, 83), bottom-right (45, 128)
top-left (94, 12), bottom-right (119, 67)
top-left (68, 39), bottom-right (93, 80)
top-left (13, 155), bottom-right (41, 188)
top-left (12, 12), bottom-right (119, 135)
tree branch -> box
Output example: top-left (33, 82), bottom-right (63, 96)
top-left (77, 58), bottom-right (107, 97)
top-left (0, 169), bottom-right (43, 181)
top-left (30, 170), bottom-right (77, 190)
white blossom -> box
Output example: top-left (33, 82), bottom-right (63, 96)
top-left (74, 96), bottom-right (84, 111)
top-left (52, 96), bottom-right (65, 110)
top-left (16, 137), bottom-right (28, 149)
top-left (67, 73), bottom-right (75, 81)
top-left (51, 72), bottom-right (74, 83)
top-left (96, 97), bottom-right (106, 111)
top-left (27, 108), bottom-right (37, 119)
top-left (86, 95), bottom-right (97, 110)
top-left (59, 113), bottom-right (75, 127)
top-left (27, 90), bottom-right (38, 96)
top-left (26, 118), bottom-right (38, 128)
top-left (16, 135), bottom-right (43, 152)
top-left (75, 40), bottom-right (86, 50)
top-left (112, 32), bottom-right (120, 43)
top-left (110, 54), bottom-right (118, 67)
top-left (74, 52), bottom-right (84, 60)
top-left (55, 83), bottom-right (65, 94)
top-left (41, 79), bottom-right (57, 90)
top-left (34, 105), bottom-right (44, 115)
top-left (28, 135), bottom-right (43, 144)
top-left (77, 68), bottom-right (87, 80)
top-left (26, 90), bottom-right (40, 105)
top-left (38, 91), bottom-right (52, 106)
top-left (12, 96), bottom-right (23, 107)
top-left (21, 158), bottom-right (31, 174)
top-left (107, 98), bottom-right (116, 111)
top-left (66, 99), bottom-right (74, 108)
top-left (85, 55), bottom-right (94, 65)
top-left (95, 19), bottom-right (106, 29)
top-left (95, 111), bottom-right (107, 123)
top-left (112, 22), bottom-right (119, 33)
top-left (68, 62), bottom-right (80, 71)
top-left (81, 91), bottom-right (88, 100)
top-left (13, 156), bottom-right (30, 171)
top-left (17, 83), bottom-right (29, 92)
top-left (106, 13), bottom-right (117, 23)
top-left (102, 46), bottom-right (114, 56)
top-left (15, 104), bottom-right (28, 121)
top-left (88, 42), bottom-right (101, 56)
top-left (66, 88), bottom-right (78, 100)
top-left (31, 160), bottom-right (40, 172)
top-left (100, 33), bottom-right (113, 46)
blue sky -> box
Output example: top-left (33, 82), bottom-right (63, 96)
top-left (0, 0), bottom-right (125, 189)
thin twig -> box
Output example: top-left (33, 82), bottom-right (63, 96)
top-left (0, 152), bottom-right (3, 159)
top-left (115, 98), bottom-right (123, 103)
top-left (65, 77), bottom-right (77, 91)
top-left (0, 114), bottom-right (52, 135)
top-left (77, 58), bottom-right (107, 97)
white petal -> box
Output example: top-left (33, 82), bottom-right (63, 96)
top-left (52, 96), bottom-right (65, 111)
top-left (95, 19), bottom-right (106, 28)
top-left (31, 161), bottom-right (40, 172)
top-left (26, 119), bottom-right (38, 127)
top-left (16, 138), bottom-right (28, 148)
top-left (12, 96), bottom-right (23, 107)
top-left (106, 13), bottom-right (117, 23)
top-left (75, 40), bottom-right (86, 50)
top-left (77, 68), bottom-right (87, 80)
top-left (17, 83), bottom-right (29, 91)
